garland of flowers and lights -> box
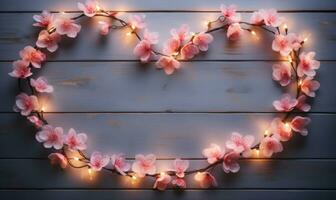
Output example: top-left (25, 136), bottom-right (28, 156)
top-left (9, 1), bottom-right (321, 190)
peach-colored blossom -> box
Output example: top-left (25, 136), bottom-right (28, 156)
top-left (19, 46), bottom-right (46, 68)
top-left (133, 40), bottom-right (152, 62)
top-left (36, 125), bottom-right (64, 149)
top-left (170, 24), bottom-right (190, 43)
top-left (98, 21), bottom-right (110, 35)
top-left (272, 63), bottom-right (292, 86)
top-left (156, 56), bottom-right (181, 75)
top-left (78, 0), bottom-right (99, 17)
top-left (55, 17), bottom-right (81, 38)
top-left (192, 32), bottom-right (213, 51)
top-left (297, 51), bottom-right (320, 77)
top-left (111, 153), bottom-right (130, 176)
top-left (223, 151), bottom-right (240, 173)
top-left (48, 153), bottom-right (67, 169)
top-left (300, 77), bottom-right (320, 97)
top-left (36, 30), bottom-right (61, 52)
top-left (172, 178), bottom-right (186, 189)
top-left (220, 4), bottom-right (241, 23)
top-left (250, 10), bottom-right (264, 25)
top-left (9, 60), bottom-right (32, 78)
top-left (173, 159), bottom-right (189, 178)
top-left (194, 172), bottom-right (218, 188)
top-left (14, 93), bottom-right (39, 116)
top-left (260, 9), bottom-right (284, 27)
top-left (64, 128), bottom-right (87, 151)
top-left (153, 173), bottom-right (171, 191)
top-left (270, 118), bottom-right (292, 141)
top-left (227, 23), bottom-right (243, 41)
top-left (202, 143), bottom-right (225, 164)
top-left (129, 14), bottom-right (146, 29)
top-left (33, 10), bottom-right (54, 28)
top-left (30, 77), bottom-right (54, 93)
top-left (163, 38), bottom-right (180, 55)
top-left (226, 132), bottom-right (254, 157)
top-left (143, 29), bottom-right (159, 44)
top-left (89, 151), bottom-right (109, 171)
top-left (132, 154), bottom-right (156, 177)
top-left (27, 115), bottom-right (43, 128)
top-left (273, 93), bottom-right (298, 112)
top-left (180, 42), bottom-right (199, 60)
top-left (259, 136), bottom-right (283, 158)
top-left (272, 34), bottom-right (293, 56)
top-left (290, 116), bottom-right (311, 136)
top-left (296, 95), bottom-right (311, 112)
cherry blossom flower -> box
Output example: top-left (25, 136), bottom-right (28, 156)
top-left (296, 95), bottom-right (311, 112)
top-left (163, 38), bottom-right (180, 55)
top-left (156, 56), bottom-right (181, 75)
top-left (64, 128), bottom-right (87, 151)
top-left (48, 153), bottom-right (67, 169)
top-left (132, 154), bottom-right (156, 177)
top-left (194, 172), bottom-right (218, 188)
top-left (98, 21), bottom-right (110, 35)
top-left (78, 0), bottom-right (99, 17)
top-left (192, 32), bottom-right (213, 51)
top-left (36, 125), bottom-right (64, 149)
top-left (273, 93), bottom-right (298, 112)
top-left (220, 4), bottom-right (241, 23)
top-left (30, 77), bottom-right (54, 93)
top-left (173, 159), bottom-right (189, 178)
top-left (289, 33), bottom-right (304, 51)
top-left (270, 118), bottom-right (292, 141)
top-left (8, 60), bottom-right (32, 78)
top-left (14, 93), bottom-right (39, 116)
top-left (133, 40), bottom-right (152, 62)
top-left (223, 151), bottom-right (240, 173)
top-left (55, 17), bottom-right (81, 38)
top-left (250, 10), bottom-right (264, 25)
top-left (153, 173), bottom-right (171, 191)
top-left (89, 151), bottom-right (110, 171)
top-left (36, 30), bottom-right (61, 52)
top-left (259, 136), bottom-right (283, 158)
top-left (202, 143), bottom-right (225, 164)
top-left (226, 132), bottom-right (255, 157)
top-left (227, 23), bottom-right (243, 41)
top-left (260, 9), bottom-right (284, 27)
top-left (33, 10), bottom-right (54, 28)
top-left (272, 34), bottom-right (293, 56)
top-left (111, 153), bottom-right (130, 175)
top-left (19, 46), bottom-right (46, 68)
top-left (172, 178), bottom-right (186, 189)
top-left (300, 77), bottom-right (320, 97)
top-left (297, 51), bottom-right (320, 77)
top-left (27, 115), bottom-right (43, 128)
top-left (180, 42), bottom-right (199, 59)
top-left (290, 116), bottom-right (311, 136)
top-left (170, 24), bottom-right (190, 43)
top-left (129, 14), bottom-right (146, 30)
top-left (272, 63), bottom-right (292, 86)
top-left (143, 29), bottom-right (159, 44)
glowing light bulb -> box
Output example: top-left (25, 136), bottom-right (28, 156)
top-left (172, 52), bottom-right (179, 56)
top-left (298, 79), bottom-right (303, 86)
top-left (160, 172), bottom-right (166, 176)
top-left (288, 56), bottom-right (293, 63)
top-left (131, 25), bottom-right (136, 30)
top-left (304, 37), bottom-right (308, 42)
top-left (95, 5), bottom-right (101, 11)
top-left (283, 24), bottom-right (288, 30)
top-left (264, 130), bottom-right (269, 137)
top-left (204, 20), bottom-right (210, 26)
top-left (126, 32), bottom-right (132, 36)
top-left (131, 175), bottom-right (137, 180)
top-left (60, 11), bottom-right (66, 15)
top-left (285, 123), bottom-right (290, 128)
top-left (256, 149), bottom-right (260, 157)
top-left (251, 31), bottom-right (257, 36)
top-left (73, 157), bottom-right (80, 161)
top-left (191, 32), bottom-right (195, 36)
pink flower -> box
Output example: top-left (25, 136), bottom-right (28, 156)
top-left (64, 128), bottom-right (87, 151)
top-left (19, 46), bottom-right (46, 68)
top-left (194, 172), bottom-right (218, 188)
top-left (153, 173), bottom-right (171, 191)
top-left (33, 10), bottom-right (54, 28)
top-left (259, 136), bottom-right (283, 158)
top-left (14, 93), bottom-right (39, 116)
top-left (296, 95), bottom-right (311, 112)
top-left (36, 125), bottom-right (64, 149)
top-left (227, 23), bottom-right (243, 41)
top-left (272, 34), bottom-right (293, 56)
top-left (8, 60), bottom-right (32, 78)
top-left (129, 14), bottom-right (146, 29)
top-left (132, 154), bottom-right (156, 177)
top-left (226, 132), bottom-right (255, 157)
top-left (250, 10), bottom-right (264, 25)
top-left (133, 40), bottom-right (152, 62)
top-left (156, 56), bottom-right (181, 75)
top-left (170, 24), bottom-right (190, 43)
top-left (290, 116), bottom-right (311, 136)
top-left (273, 93), bottom-right (298, 112)
top-left (172, 178), bottom-right (186, 189)
top-left (272, 63), bottom-right (292, 86)
top-left (78, 0), bottom-right (99, 17)
top-left (89, 151), bottom-right (109, 171)
top-left (202, 143), bottom-right (225, 164)
top-left (163, 38), bottom-right (180, 55)
top-left (30, 77), bottom-right (54, 93)
top-left (173, 159), bottom-right (189, 178)
top-left (55, 17), bottom-right (81, 38)
top-left (300, 77), bottom-right (320, 97)
top-left (180, 43), bottom-right (199, 60)
top-left (260, 9), bottom-right (284, 27)
top-left (48, 153), bottom-right (67, 169)
top-left (27, 115), bottom-right (43, 128)
top-left (143, 29), bottom-right (159, 44)
top-left (98, 21), bottom-right (110, 35)
top-left (223, 151), bottom-right (240, 173)
top-left (192, 32), bottom-right (213, 51)
top-left (270, 118), bottom-right (292, 141)
top-left (111, 153), bottom-right (130, 175)
top-left (289, 33), bottom-right (304, 51)
top-left (220, 4), bottom-right (241, 23)
top-left (36, 30), bottom-right (61, 52)
top-left (297, 51), bottom-right (320, 77)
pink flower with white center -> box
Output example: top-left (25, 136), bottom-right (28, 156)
top-left (173, 159), bottom-right (189, 178)
top-left (111, 153), bottom-right (130, 176)
top-left (223, 151), bottom-right (240, 173)
top-left (250, 10), bottom-right (264, 25)
top-left (77, 0), bottom-right (99, 17)
top-left (227, 23), bottom-right (243, 41)
top-left (30, 77), bottom-right (54, 93)
top-left (163, 38), bottom-right (180, 55)
top-left (297, 51), bottom-right (320, 77)
top-left (129, 14), bottom-right (146, 30)
top-left (259, 136), bottom-right (283, 158)
top-left (273, 93), bottom-right (298, 112)
top-left (300, 77), bottom-right (320, 97)
top-left (14, 93), bottom-right (39, 116)
top-left (270, 118), bottom-right (292, 141)
top-left (132, 154), bottom-right (156, 177)
top-left (55, 17), bottom-right (81, 38)
top-left (170, 24), bottom-right (190, 43)
top-left (36, 30), bottom-right (61, 52)
top-left (220, 4), bottom-right (241, 23)
top-left (226, 132), bottom-right (255, 157)
top-left (192, 32), bottom-right (213, 51)
top-left (172, 178), bottom-right (186, 189)
top-left (289, 33), bottom-right (304, 51)
top-left (153, 173), bottom-right (171, 191)
top-left (272, 34), bottom-right (293, 56)
top-left (202, 143), bottom-right (225, 164)
top-left (194, 172), bottom-right (218, 188)
top-left (19, 46), bottom-right (46, 68)
top-left (180, 42), bottom-right (199, 60)
top-left (290, 116), bottom-right (311, 136)
top-left (143, 29), bottom-right (159, 44)
top-left (27, 115), bottom-right (43, 128)
top-left (64, 128), bottom-right (87, 151)
top-left (272, 63), bottom-right (292, 86)
top-left (33, 10), bottom-right (54, 28)
top-left (48, 153), bottom-right (67, 169)
top-left (296, 95), bottom-right (311, 112)
top-left (260, 9), bottom-right (284, 27)
top-left (98, 21), bottom-right (110, 35)
top-left (133, 40), bottom-right (152, 62)
top-left (89, 151), bottom-right (109, 171)
top-left (8, 60), bottom-right (32, 79)
top-left (156, 56), bottom-right (181, 75)
top-left (36, 125), bottom-right (64, 149)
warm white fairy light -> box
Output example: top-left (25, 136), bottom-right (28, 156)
top-left (264, 130), bottom-right (269, 137)
top-left (283, 24), bottom-right (288, 30)
top-left (288, 56), bottom-right (293, 63)
top-left (126, 31), bottom-right (132, 36)
top-left (73, 157), bottom-right (80, 161)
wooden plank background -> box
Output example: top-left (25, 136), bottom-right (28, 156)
top-left (0, 0), bottom-right (336, 199)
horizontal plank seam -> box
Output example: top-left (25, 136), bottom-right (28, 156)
top-left (1, 10), bottom-right (336, 13)
top-left (0, 188), bottom-right (335, 191)
top-left (0, 111), bottom-right (335, 114)
top-left (0, 158), bottom-right (335, 161)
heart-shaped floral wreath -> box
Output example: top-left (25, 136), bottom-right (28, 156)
top-left (9, 0), bottom-right (321, 190)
